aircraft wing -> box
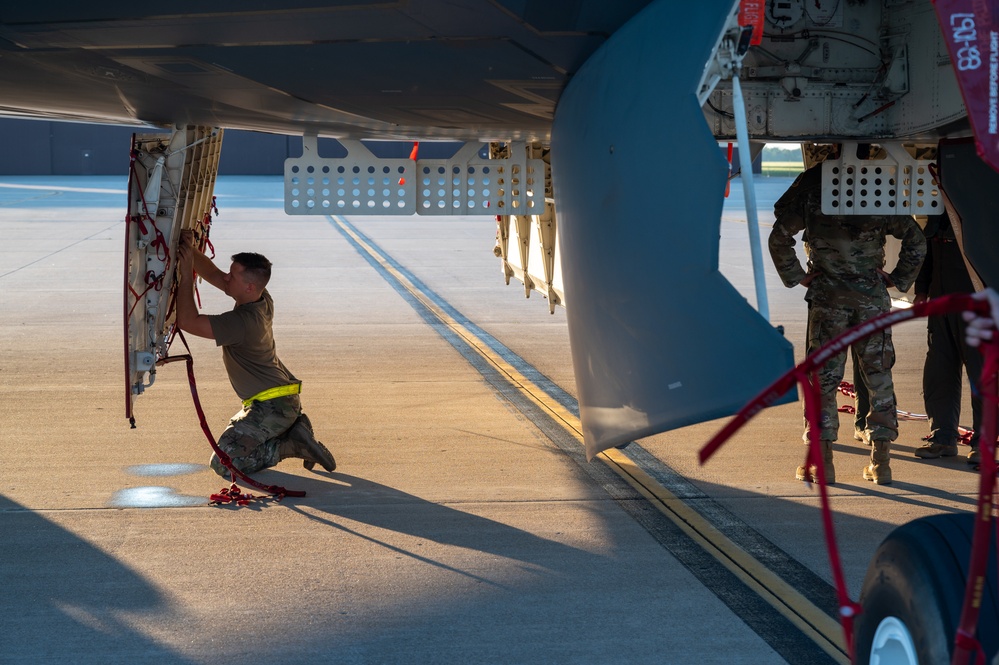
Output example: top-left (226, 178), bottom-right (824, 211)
top-left (0, 2), bottom-right (654, 139)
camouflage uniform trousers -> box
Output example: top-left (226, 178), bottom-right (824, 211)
top-left (805, 301), bottom-right (898, 443)
top-left (209, 394), bottom-right (302, 478)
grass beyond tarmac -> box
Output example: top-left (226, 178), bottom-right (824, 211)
top-left (761, 161), bottom-right (803, 177)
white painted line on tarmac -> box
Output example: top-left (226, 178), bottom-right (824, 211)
top-left (0, 182), bottom-right (127, 194)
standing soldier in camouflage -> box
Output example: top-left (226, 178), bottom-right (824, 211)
top-left (769, 147), bottom-right (926, 485)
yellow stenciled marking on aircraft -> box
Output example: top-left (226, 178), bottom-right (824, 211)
top-left (333, 215), bottom-right (849, 664)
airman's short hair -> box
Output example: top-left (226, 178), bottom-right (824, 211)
top-left (232, 252), bottom-right (271, 289)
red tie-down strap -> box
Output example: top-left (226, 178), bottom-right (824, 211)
top-left (190, 206), bottom-right (218, 310)
top-left (158, 333), bottom-right (306, 503)
top-left (128, 156), bottom-right (172, 266)
top-left (699, 293), bottom-right (998, 662)
top-left (837, 379), bottom-right (980, 444)
top-left (953, 630), bottom-right (987, 665)
top-left (798, 366), bottom-right (865, 652)
top-left (123, 156), bottom-right (175, 334)
top-left (836, 380), bottom-right (931, 423)
top-left (198, 195), bottom-right (218, 259)
top-left (952, 329), bottom-right (998, 665)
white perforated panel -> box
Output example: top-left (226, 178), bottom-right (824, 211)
top-left (285, 138), bottom-right (544, 216)
top-left (285, 139), bottom-right (415, 214)
top-left (821, 152), bottom-right (941, 216)
top-left (415, 159), bottom-right (546, 215)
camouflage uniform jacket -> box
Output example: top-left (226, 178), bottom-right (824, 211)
top-left (769, 165), bottom-right (926, 307)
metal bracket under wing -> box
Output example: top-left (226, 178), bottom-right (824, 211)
top-left (820, 142), bottom-right (941, 215)
top-left (284, 138), bottom-right (546, 216)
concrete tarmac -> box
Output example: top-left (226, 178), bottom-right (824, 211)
top-left (0, 176), bottom-right (983, 664)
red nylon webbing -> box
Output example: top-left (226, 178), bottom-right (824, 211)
top-left (800, 368), bottom-right (863, 655)
top-left (699, 293), bottom-right (997, 662)
top-left (951, 336), bottom-right (998, 665)
top-left (158, 335), bottom-right (306, 501)
top-left (124, 153), bottom-right (135, 427)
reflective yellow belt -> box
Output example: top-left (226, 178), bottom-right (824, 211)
top-left (242, 382), bottom-right (301, 408)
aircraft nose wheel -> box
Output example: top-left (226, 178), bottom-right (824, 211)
top-left (854, 514), bottom-right (998, 665)
top-left (868, 616), bottom-right (918, 665)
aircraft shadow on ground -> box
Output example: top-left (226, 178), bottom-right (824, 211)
top-left (251, 461), bottom-right (984, 588)
top-left (0, 494), bottom-right (196, 664)
top-left (253, 470), bottom-right (609, 589)
top-left (240, 469), bottom-right (727, 662)
top-left (831, 442), bottom-right (981, 510)
top-left (233, 461), bottom-right (984, 663)
top-left (6, 462), bottom-right (982, 664)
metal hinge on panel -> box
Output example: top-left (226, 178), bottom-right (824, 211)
top-left (493, 142), bottom-right (564, 312)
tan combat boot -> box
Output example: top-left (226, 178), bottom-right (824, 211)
top-left (278, 414), bottom-right (337, 472)
top-left (863, 439), bottom-right (892, 485)
top-left (795, 440), bottom-right (835, 484)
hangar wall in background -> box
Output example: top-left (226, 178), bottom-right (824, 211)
top-left (0, 119), bottom-right (465, 176)
top-left (0, 119), bottom-right (759, 176)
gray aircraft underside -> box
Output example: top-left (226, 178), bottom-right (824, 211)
top-left (2, 0), bottom-right (994, 458)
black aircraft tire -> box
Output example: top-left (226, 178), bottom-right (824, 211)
top-left (854, 513), bottom-right (998, 665)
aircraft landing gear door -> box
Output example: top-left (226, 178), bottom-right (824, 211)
top-left (124, 126), bottom-right (223, 426)
top-left (492, 142), bottom-right (564, 313)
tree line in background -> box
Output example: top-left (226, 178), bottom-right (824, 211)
top-left (762, 144), bottom-right (802, 163)
top-left (759, 144), bottom-right (803, 176)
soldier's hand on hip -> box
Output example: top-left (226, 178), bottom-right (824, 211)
top-left (877, 268), bottom-right (895, 288)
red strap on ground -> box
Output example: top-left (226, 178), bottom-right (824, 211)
top-left (837, 380), bottom-right (968, 436)
top-left (698, 293), bottom-right (997, 662)
top-left (158, 334), bottom-right (306, 502)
